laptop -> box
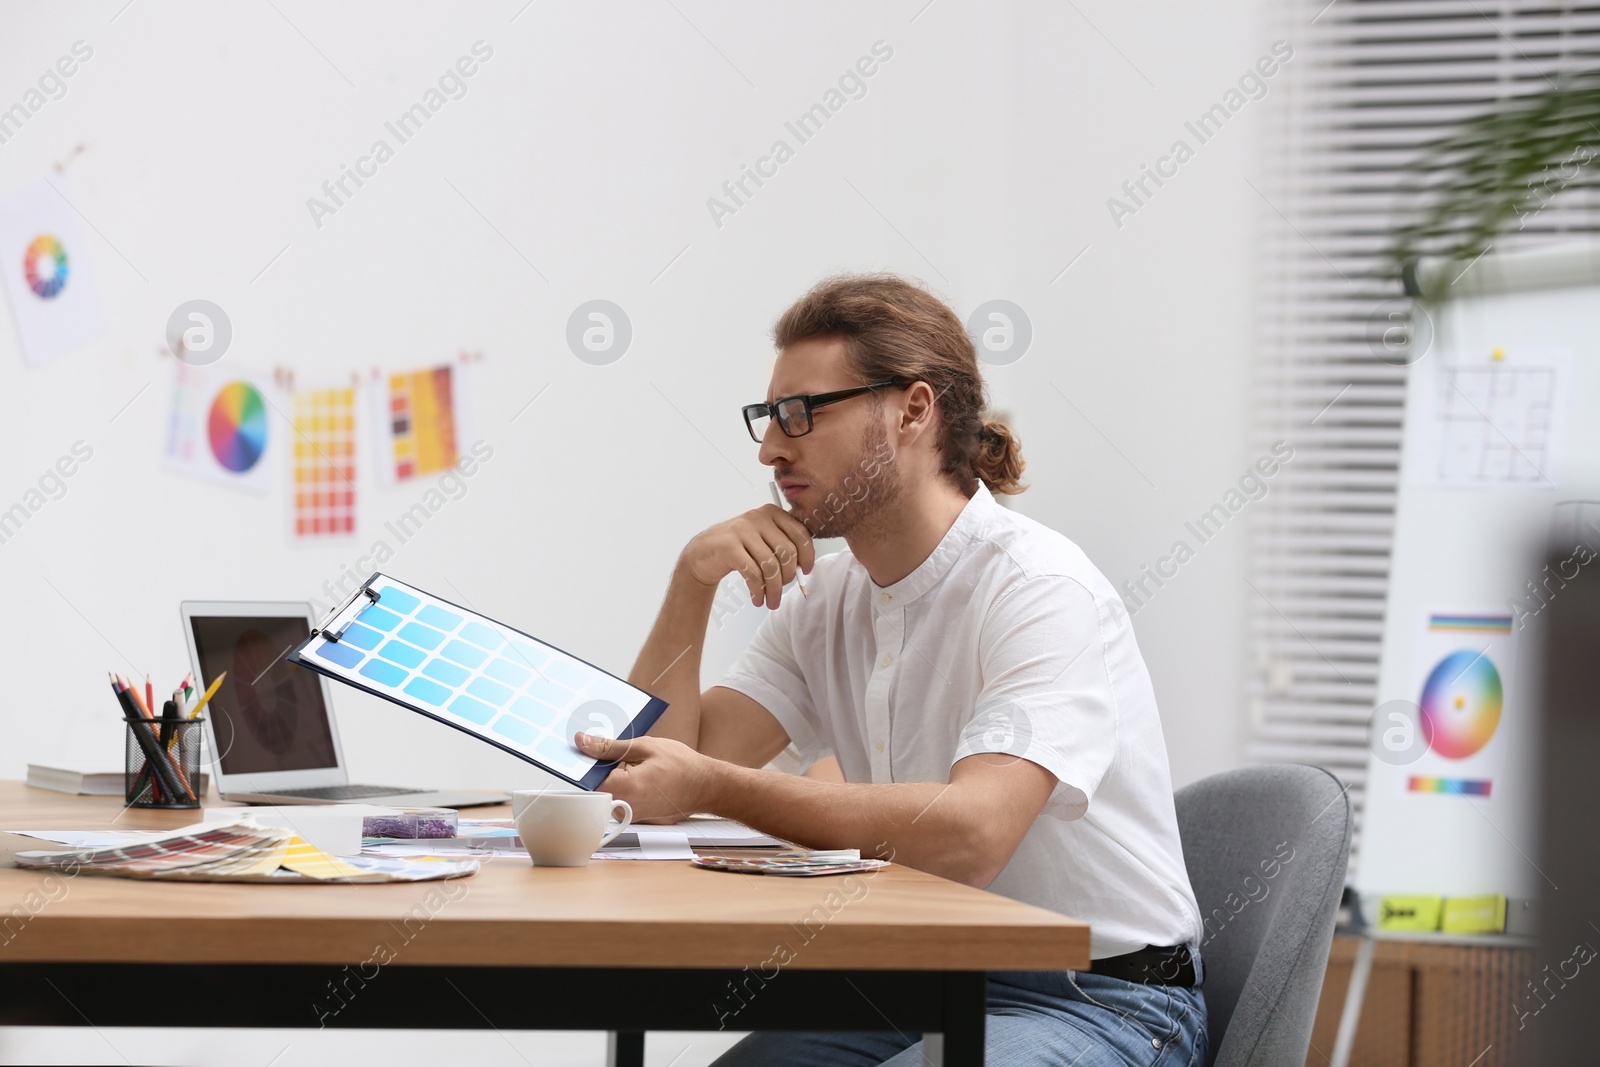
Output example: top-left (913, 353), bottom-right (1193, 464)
top-left (180, 599), bottom-right (508, 808)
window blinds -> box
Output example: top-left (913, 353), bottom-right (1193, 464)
top-left (1246, 0), bottom-right (1600, 854)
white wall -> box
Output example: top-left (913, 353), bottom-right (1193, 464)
top-left (0, 0), bottom-right (1269, 1061)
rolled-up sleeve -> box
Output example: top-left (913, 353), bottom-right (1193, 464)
top-left (952, 576), bottom-right (1117, 820)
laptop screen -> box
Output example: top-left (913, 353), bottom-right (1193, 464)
top-left (189, 614), bottom-right (340, 775)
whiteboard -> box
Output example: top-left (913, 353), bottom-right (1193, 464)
top-left (1357, 242), bottom-right (1600, 903)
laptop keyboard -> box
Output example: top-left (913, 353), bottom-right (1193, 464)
top-left (259, 785), bottom-right (419, 800)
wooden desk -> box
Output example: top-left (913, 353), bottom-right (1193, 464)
top-left (0, 784), bottom-right (1088, 1066)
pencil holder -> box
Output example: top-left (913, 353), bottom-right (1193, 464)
top-left (124, 716), bottom-right (205, 808)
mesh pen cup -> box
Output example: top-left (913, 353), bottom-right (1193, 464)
top-left (124, 716), bottom-right (205, 808)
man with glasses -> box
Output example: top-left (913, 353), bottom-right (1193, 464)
top-left (576, 274), bottom-right (1206, 1066)
top-left (743, 380), bottom-right (902, 544)
top-left (743, 380), bottom-right (899, 442)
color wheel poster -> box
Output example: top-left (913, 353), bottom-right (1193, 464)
top-left (0, 178), bottom-right (106, 366)
top-left (1402, 610), bottom-right (1516, 800)
top-left (164, 361), bottom-right (280, 494)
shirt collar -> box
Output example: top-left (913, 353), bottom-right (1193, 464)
top-left (868, 482), bottom-right (995, 609)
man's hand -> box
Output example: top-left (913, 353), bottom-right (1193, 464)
top-left (575, 732), bottom-right (723, 823)
top-left (680, 504), bottom-right (815, 611)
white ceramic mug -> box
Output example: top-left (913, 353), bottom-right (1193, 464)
top-left (513, 791), bottom-right (632, 867)
top-left (511, 787), bottom-right (583, 821)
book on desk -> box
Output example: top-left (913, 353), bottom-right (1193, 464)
top-left (27, 763), bottom-right (209, 797)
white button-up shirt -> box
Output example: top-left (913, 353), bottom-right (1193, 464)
top-left (718, 482), bottom-right (1202, 957)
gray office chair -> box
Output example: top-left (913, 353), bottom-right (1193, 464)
top-left (1175, 764), bottom-right (1352, 1067)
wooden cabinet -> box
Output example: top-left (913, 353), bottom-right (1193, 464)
top-left (1306, 935), bottom-right (1535, 1067)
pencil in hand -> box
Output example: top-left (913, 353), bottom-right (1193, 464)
top-left (768, 481), bottom-right (809, 598)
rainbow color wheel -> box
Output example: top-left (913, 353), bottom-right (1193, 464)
top-left (23, 235), bottom-right (68, 299)
top-left (1419, 649), bottom-right (1502, 760)
top-left (207, 381), bottom-right (268, 473)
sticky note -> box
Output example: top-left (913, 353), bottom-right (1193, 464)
top-left (1442, 895), bottom-right (1506, 934)
top-left (1377, 895), bottom-right (1442, 931)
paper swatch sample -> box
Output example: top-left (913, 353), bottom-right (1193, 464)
top-left (691, 854), bottom-right (890, 877)
top-left (291, 385), bottom-right (357, 540)
top-left (373, 365), bottom-right (460, 485)
top-left (164, 361), bottom-right (280, 494)
top-left (0, 178), bottom-right (106, 366)
top-left (12, 820), bottom-right (478, 883)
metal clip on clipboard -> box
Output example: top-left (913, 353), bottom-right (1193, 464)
top-left (314, 585), bottom-right (381, 643)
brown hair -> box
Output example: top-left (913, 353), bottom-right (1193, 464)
top-left (772, 273), bottom-right (1026, 496)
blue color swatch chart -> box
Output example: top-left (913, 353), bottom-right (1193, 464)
top-left (291, 575), bottom-right (659, 784)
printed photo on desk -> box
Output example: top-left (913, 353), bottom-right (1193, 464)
top-left (289, 573), bottom-right (667, 790)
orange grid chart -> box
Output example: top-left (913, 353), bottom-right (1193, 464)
top-left (291, 387), bottom-right (357, 538)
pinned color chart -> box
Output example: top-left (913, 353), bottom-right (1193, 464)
top-left (1404, 612), bottom-right (1514, 798)
top-left (164, 362), bottom-right (277, 494)
top-left (289, 575), bottom-right (667, 789)
top-left (0, 178), bottom-right (106, 366)
top-left (290, 387), bottom-right (357, 540)
top-left (373, 366), bottom-right (459, 485)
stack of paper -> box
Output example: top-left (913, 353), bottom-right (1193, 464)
top-left (12, 821), bottom-right (478, 883)
top-left (26, 764), bottom-right (209, 797)
top-left (660, 817), bottom-right (789, 848)
top-left (25, 764), bottom-right (125, 796)
top-left (358, 816), bottom-right (787, 862)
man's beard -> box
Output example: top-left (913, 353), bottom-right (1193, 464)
top-left (798, 418), bottom-right (901, 540)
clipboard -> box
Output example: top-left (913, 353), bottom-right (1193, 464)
top-left (288, 572), bottom-right (667, 791)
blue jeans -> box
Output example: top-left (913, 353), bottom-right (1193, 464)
top-left (710, 956), bottom-right (1208, 1067)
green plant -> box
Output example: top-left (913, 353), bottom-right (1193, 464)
top-left (1390, 70), bottom-right (1600, 300)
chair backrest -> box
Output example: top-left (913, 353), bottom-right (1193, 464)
top-left (1174, 764), bottom-right (1352, 1067)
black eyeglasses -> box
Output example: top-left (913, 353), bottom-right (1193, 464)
top-left (742, 381), bottom-right (903, 443)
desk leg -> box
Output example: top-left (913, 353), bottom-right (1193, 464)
top-left (1328, 934), bottom-right (1375, 1067)
top-left (607, 1030), bottom-right (644, 1067)
top-left (925, 972), bottom-right (986, 1067)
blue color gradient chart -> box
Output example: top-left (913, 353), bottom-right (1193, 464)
top-left (290, 575), bottom-right (666, 788)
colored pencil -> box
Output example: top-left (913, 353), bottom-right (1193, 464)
top-left (117, 682), bottom-right (183, 800)
top-left (109, 678), bottom-right (152, 794)
top-left (122, 676), bottom-right (152, 719)
top-left (110, 674), bottom-right (155, 799)
top-left (186, 671), bottom-right (226, 720)
top-left (108, 670), bottom-right (202, 804)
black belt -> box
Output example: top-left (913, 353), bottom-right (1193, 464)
top-left (1087, 944), bottom-right (1197, 987)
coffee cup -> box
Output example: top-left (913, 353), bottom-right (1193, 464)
top-left (511, 787), bottom-right (582, 821)
top-left (513, 790), bottom-right (632, 867)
